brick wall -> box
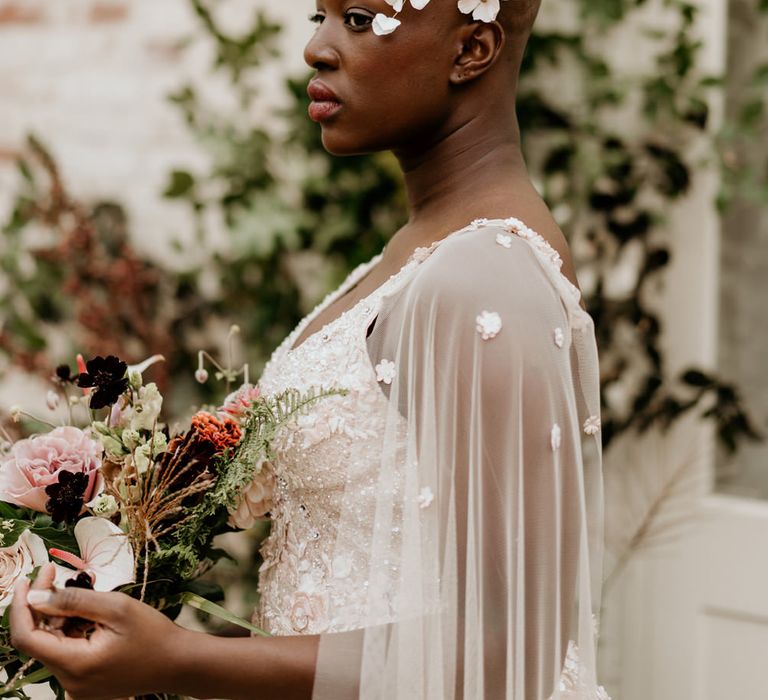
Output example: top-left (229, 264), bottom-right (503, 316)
top-left (0, 0), bottom-right (311, 258)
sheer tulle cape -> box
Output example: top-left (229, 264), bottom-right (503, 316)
top-left (311, 221), bottom-right (605, 700)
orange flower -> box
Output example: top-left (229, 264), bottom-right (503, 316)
top-left (191, 412), bottom-right (242, 452)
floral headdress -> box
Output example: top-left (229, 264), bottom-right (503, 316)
top-left (373, 0), bottom-right (504, 36)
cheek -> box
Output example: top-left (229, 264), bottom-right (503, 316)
top-left (323, 50), bottom-right (453, 155)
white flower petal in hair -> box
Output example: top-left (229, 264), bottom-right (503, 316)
top-left (458, 0), bottom-right (502, 23)
top-left (386, 0), bottom-right (406, 10)
top-left (373, 13), bottom-right (402, 35)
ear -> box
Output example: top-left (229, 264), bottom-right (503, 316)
top-left (450, 21), bottom-right (506, 85)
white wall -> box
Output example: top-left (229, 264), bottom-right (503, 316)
top-left (0, 0), bottom-right (313, 258)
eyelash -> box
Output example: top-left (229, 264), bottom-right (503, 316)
top-left (308, 10), bottom-right (374, 30)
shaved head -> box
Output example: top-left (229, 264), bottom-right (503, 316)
top-left (498, 0), bottom-right (542, 37)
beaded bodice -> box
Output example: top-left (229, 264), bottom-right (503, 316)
top-left (253, 247), bottom-right (408, 636)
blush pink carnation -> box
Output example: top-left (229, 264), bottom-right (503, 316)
top-left (226, 457), bottom-right (275, 529)
top-left (220, 383), bottom-right (261, 423)
top-left (0, 426), bottom-right (103, 513)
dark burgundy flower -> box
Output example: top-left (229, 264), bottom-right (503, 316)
top-left (76, 355), bottom-right (129, 409)
top-left (55, 364), bottom-right (76, 384)
top-left (64, 571), bottom-right (95, 589)
top-left (61, 572), bottom-right (97, 638)
top-left (45, 470), bottom-right (89, 524)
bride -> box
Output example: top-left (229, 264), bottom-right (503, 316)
top-left (11, 1), bottom-right (609, 698)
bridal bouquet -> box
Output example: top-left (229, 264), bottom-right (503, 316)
top-left (0, 348), bottom-right (343, 697)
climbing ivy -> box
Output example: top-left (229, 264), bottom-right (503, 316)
top-left (1, 0), bottom-right (764, 455)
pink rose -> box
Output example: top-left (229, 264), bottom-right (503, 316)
top-left (0, 427), bottom-right (103, 513)
top-left (0, 529), bottom-right (49, 612)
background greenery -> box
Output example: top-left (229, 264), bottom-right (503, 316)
top-left (2, 0), bottom-right (764, 452)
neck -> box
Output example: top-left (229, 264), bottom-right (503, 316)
top-left (394, 106), bottom-right (528, 230)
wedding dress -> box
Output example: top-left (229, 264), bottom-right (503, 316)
top-left (253, 218), bottom-right (609, 700)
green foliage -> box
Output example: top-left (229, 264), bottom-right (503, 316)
top-left (0, 509), bottom-right (76, 552)
top-left (0, 1), bottom-right (765, 457)
top-left (517, 0), bottom-right (763, 450)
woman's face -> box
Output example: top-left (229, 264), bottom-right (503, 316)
top-left (304, 1), bottom-right (462, 156)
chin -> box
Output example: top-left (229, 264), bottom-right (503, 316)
top-left (317, 116), bottom-right (400, 157)
top-left (320, 130), bottom-right (378, 157)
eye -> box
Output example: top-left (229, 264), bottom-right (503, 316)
top-left (308, 12), bottom-right (325, 25)
top-left (344, 9), bottom-right (374, 29)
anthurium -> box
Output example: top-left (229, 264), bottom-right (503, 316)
top-left (49, 516), bottom-right (135, 592)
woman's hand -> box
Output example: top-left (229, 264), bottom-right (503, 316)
top-left (10, 563), bottom-right (184, 700)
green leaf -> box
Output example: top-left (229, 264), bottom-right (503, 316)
top-left (0, 666), bottom-right (53, 693)
top-left (183, 579), bottom-right (225, 602)
top-left (0, 503), bottom-right (23, 520)
top-left (15, 159), bottom-right (34, 186)
top-left (180, 593), bottom-right (271, 637)
top-left (29, 526), bottom-right (77, 552)
top-left (740, 99), bottom-right (765, 129)
top-left (0, 520), bottom-right (31, 549)
top-left (164, 170), bottom-right (196, 199)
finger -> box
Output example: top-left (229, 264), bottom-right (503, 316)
top-left (9, 577), bottom-right (36, 642)
top-left (9, 578), bottom-right (70, 661)
top-left (29, 562), bottom-right (68, 629)
top-left (31, 562), bottom-right (57, 591)
top-left (26, 586), bottom-right (129, 627)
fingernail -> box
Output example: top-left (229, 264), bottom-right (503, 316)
top-left (27, 590), bottom-right (53, 607)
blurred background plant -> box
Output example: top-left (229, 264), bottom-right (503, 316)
top-left (2, 0), bottom-right (763, 449)
top-left (0, 0), bottom-right (766, 631)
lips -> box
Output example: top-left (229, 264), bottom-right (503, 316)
top-left (307, 80), bottom-right (343, 122)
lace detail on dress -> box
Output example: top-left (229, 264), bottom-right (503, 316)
top-left (557, 643), bottom-right (611, 700)
top-left (251, 217), bottom-right (609, 698)
top-left (255, 252), bottom-right (415, 635)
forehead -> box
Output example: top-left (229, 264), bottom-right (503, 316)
top-left (316, 0), bottom-right (393, 8)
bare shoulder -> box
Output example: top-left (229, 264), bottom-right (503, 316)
top-left (496, 186), bottom-right (583, 305)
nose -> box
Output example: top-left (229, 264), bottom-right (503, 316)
top-left (303, 24), bottom-right (340, 72)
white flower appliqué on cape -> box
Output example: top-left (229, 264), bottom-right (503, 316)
top-left (375, 359), bottom-right (397, 385)
top-left (583, 416), bottom-right (602, 435)
top-left (551, 423), bottom-right (562, 451)
top-left (476, 311), bottom-right (503, 340)
top-left (417, 487), bottom-right (434, 509)
top-left (496, 232), bottom-right (513, 249)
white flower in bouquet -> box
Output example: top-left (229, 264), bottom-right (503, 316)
top-left (50, 517), bottom-right (135, 592)
top-left (98, 432), bottom-right (127, 458)
top-left (129, 383), bottom-right (163, 432)
top-left (0, 529), bottom-right (49, 612)
top-left (86, 493), bottom-right (119, 518)
top-left (121, 428), bottom-right (141, 451)
top-left (133, 443), bottom-right (153, 475)
top-left (150, 432), bottom-right (168, 457)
